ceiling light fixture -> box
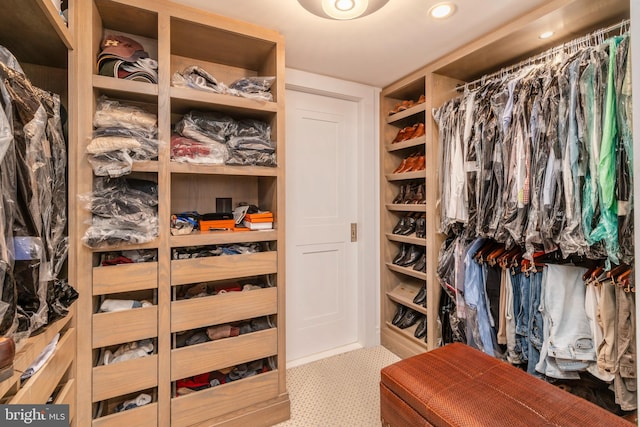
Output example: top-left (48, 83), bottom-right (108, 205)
top-left (429, 2), bottom-right (456, 19)
top-left (335, 0), bottom-right (355, 11)
top-left (298, 0), bottom-right (390, 20)
top-left (538, 31), bottom-right (554, 39)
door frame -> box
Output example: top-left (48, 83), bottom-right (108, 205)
top-left (285, 68), bottom-right (381, 351)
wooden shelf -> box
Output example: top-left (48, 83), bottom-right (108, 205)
top-left (0, 0), bottom-right (71, 69)
top-left (386, 171), bottom-right (426, 181)
top-left (171, 328), bottom-right (277, 380)
top-left (93, 262), bottom-right (158, 295)
top-left (89, 238), bottom-right (160, 252)
top-left (386, 263), bottom-right (427, 281)
top-left (92, 306), bottom-right (158, 349)
top-left (170, 162), bottom-right (278, 176)
top-left (385, 104), bottom-right (426, 124)
top-left (170, 86), bottom-right (277, 119)
top-left (385, 136), bottom-right (426, 152)
top-left (132, 161), bottom-right (160, 173)
top-left (171, 371), bottom-right (280, 427)
top-left (170, 229), bottom-right (277, 247)
top-left (171, 287), bottom-right (277, 332)
top-left (385, 321), bottom-right (427, 347)
top-left (92, 402), bottom-right (158, 427)
top-left (93, 75), bottom-right (159, 102)
top-left (171, 251), bottom-right (278, 286)
top-left (385, 204), bottom-right (427, 212)
top-left (386, 285), bottom-right (428, 316)
top-left (93, 355), bottom-right (158, 402)
top-left (386, 233), bottom-right (426, 246)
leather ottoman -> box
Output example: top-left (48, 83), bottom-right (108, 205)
top-left (380, 343), bottom-right (634, 426)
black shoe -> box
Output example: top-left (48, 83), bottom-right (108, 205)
top-left (392, 184), bottom-right (406, 204)
top-left (414, 316), bottom-right (426, 338)
top-left (413, 285), bottom-right (426, 305)
top-left (392, 244), bottom-right (408, 265)
top-left (392, 216), bottom-right (406, 235)
top-left (412, 253), bottom-right (426, 272)
top-left (415, 215), bottom-right (426, 238)
top-left (391, 304), bottom-right (407, 326)
top-left (398, 215), bottom-right (416, 236)
top-left (398, 245), bottom-right (422, 267)
top-left (397, 309), bottom-right (420, 329)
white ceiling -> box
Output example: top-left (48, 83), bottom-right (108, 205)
top-left (171, 0), bottom-right (548, 88)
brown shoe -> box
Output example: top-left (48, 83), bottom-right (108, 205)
top-left (400, 124), bottom-right (419, 142)
top-left (416, 94), bottom-right (425, 104)
top-left (412, 123), bottom-right (425, 139)
top-left (391, 126), bottom-right (409, 143)
top-left (0, 337), bottom-right (15, 382)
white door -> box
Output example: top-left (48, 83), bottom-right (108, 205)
top-left (286, 89), bottom-right (359, 363)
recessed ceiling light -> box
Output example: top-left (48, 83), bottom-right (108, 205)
top-left (335, 0), bottom-right (355, 11)
top-left (298, 0), bottom-right (389, 20)
top-left (539, 31), bottom-right (554, 39)
top-left (429, 2), bottom-right (456, 19)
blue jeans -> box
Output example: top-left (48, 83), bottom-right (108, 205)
top-left (527, 270), bottom-right (544, 375)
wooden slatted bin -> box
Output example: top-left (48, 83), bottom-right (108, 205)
top-left (92, 306), bottom-right (158, 349)
top-left (92, 262), bottom-right (159, 295)
top-left (93, 355), bottom-right (159, 402)
top-left (171, 251), bottom-right (277, 285)
top-left (171, 371), bottom-right (280, 427)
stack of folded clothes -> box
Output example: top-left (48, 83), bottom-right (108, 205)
top-left (97, 34), bottom-right (158, 84)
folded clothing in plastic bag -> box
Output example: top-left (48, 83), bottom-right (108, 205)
top-left (228, 76), bottom-right (275, 101)
top-left (172, 66), bottom-right (227, 94)
top-left (81, 177), bottom-right (158, 248)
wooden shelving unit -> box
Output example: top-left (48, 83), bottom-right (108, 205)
top-left (74, 0), bottom-right (288, 425)
top-left (379, 0), bottom-right (631, 360)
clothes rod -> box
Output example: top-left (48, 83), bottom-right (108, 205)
top-left (459, 18), bottom-right (631, 91)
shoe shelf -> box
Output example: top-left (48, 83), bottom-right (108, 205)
top-left (92, 400), bottom-right (159, 427)
top-left (171, 328), bottom-right (276, 381)
top-left (386, 233), bottom-right (426, 246)
top-left (92, 306), bottom-right (158, 348)
top-left (386, 171), bottom-right (426, 181)
top-left (386, 204), bottom-right (427, 212)
top-left (170, 229), bottom-right (278, 248)
top-left (386, 285), bottom-right (428, 316)
top-left (385, 104), bottom-right (426, 124)
top-left (171, 252), bottom-right (277, 285)
top-left (171, 287), bottom-right (277, 333)
top-left (171, 370), bottom-right (280, 427)
top-left (92, 262), bottom-right (158, 295)
top-left (386, 262), bottom-right (427, 281)
top-left (93, 355), bottom-right (159, 402)
top-left (385, 136), bottom-right (426, 152)
top-left (385, 321), bottom-right (428, 348)
top-left (0, 304), bottom-right (76, 402)
top-left (7, 325), bottom-right (76, 405)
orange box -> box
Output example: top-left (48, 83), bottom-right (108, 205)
top-left (199, 219), bottom-right (235, 231)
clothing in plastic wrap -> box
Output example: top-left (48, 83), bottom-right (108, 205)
top-left (174, 111), bottom-right (234, 164)
top-left (0, 50), bottom-right (70, 338)
top-left (227, 119), bottom-right (276, 166)
top-left (172, 66), bottom-right (227, 94)
top-left (227, 76), bottom-right (275, 101)
top-left (81, 177), bottom-right (158, 248)
top-left (93, 96), bottom-right (157, 132)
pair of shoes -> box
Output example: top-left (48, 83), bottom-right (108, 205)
top-left (391, 123), bottom-right (425, 143)
top-left (392, 214), bottom-right (416, 235)
top-left (392, 184), bottom-right (425, 204)
top-left (0, 337), bottom-right (15, 382)
top-left (393, 244), bottom-right (423, 267)
top-left (396, 309), bottom-right (421, 329)
top-left (392, 153), bottom-right (425, 174)
top-left (388, 99), bottom-right (414, 115)
top-left (414, 316), bottom-right (427, 339)
top-left (413, 285), bottom-right (426, 305)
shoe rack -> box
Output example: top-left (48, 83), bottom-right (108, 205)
top-left (73, 0), bottom-right (288, 426)
top-left (0, 0), bottom-right (77, 422)
top-left (379, 0), bottom-right (630, 360)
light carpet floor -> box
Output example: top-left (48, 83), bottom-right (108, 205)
top-left (274, 346), bottom-right (401, 427)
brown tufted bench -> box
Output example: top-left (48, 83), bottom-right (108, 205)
top-left (380, 342), bottom-right (635, 426)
